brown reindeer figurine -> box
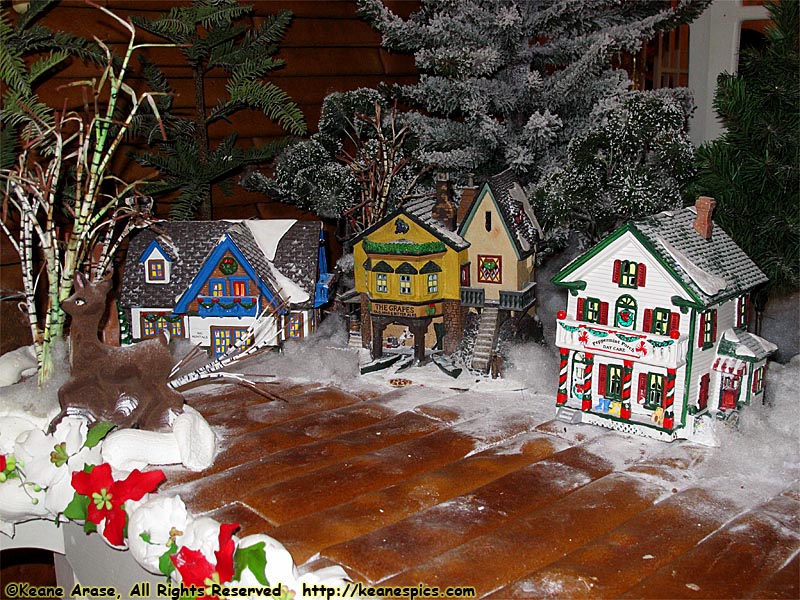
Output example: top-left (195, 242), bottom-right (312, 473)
top-left (51, 272), bottom-right (184, 432)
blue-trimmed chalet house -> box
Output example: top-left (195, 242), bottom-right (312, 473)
top-left (120, 220), bottom-right (333, 356)
top-left (552, 197), bottom-right (776, 443)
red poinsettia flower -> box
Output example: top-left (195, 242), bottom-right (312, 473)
top-left (71, 463), bottom-right (165, 546)
top-left (171, 522), bottom-right (239, 599)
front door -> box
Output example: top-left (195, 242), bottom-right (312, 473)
top-left (719, 374), bottom-right (739, 410)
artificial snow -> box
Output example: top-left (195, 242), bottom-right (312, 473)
top-left (657, 235), bottom-right (728, 296)
top-left (244, 219), bottom-right (297, 261)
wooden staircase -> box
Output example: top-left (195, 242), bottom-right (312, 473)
top-left (470, 306), bottom-right (500, 372)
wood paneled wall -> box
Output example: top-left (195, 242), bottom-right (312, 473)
top-left (0, 0), bottom-right (419, 348)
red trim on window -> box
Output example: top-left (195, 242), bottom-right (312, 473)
top-left (598, 364), bottom-right (607, 397)
top-left (612, 259), bottom-right (621, 283)
top-left (669, 311), bottom-right (680, 332)
top-left (637, 263), bottom-right (647, 287)
top-left (698, 312), bottom-right (705, 347)
top-left (643, 309), bottom-right (653, 332)
top-left (637, 373), bottom-right (647, 403)
top-left (599, 302), bottom-right (609, 325)
top-left (711, 310), bottom-right (717, 342)
top-left (577, 297), bottom-right (585, 321)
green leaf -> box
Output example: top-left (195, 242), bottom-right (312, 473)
top-left (233, 541), bottom-right (269, 586)
top-left (63, 492), bottom-right (89, 521)
top-left (84, 422), bottom-right (116, 449)
top-left (140, 531), bottom-right (152, 544)
top-left (83, 520), bottom-right (97, 535)
top-left (159, 541), bottom-right (178, 578)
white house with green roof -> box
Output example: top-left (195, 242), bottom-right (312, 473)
top-left (551, 197), bottom-right (776, 443)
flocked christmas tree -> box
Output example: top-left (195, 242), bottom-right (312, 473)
top-left (129, 0), bottom-right (306, 220)
top-left (244, 88), bottom-right (428, 241)
top-left (357, 0), bottom-right (708, 183)
top-left (537, 90), bottom-right (697, 247)
top-left (693, 0), bottom-right (799, 295)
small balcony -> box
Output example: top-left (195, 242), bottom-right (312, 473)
top-left (460, 287), bottom-right (485, 308)
top-left (196, 296), bottom-right (259, 317)
top-left (499, 282), bottom-right (536, 311)
top-left (555, 315), bottom-right (689, 369)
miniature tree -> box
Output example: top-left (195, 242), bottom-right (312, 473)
top-left (0, 0), bottom-right (104, 170)
top-left (0, 5), bottom-right (167, 383)
top-left (693, 0), bottom-right (799, 294)
top-left (537, 90), bottom-right (697, 247)
top-left (357, 0), bottom-right (708, 183)
top-left (129, 0), bottom-right (307, 220)
top-left (245, 88), bottom-right (428, 241)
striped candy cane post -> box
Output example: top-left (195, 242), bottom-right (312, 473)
top-left (663, 367), bottom-right (677, 429)
top-left (582, 353), bottom-right (593, 411)
top-left (557, 349), bottom-right (569, 405)
top-left (621, 360), bottom-right (633, 419)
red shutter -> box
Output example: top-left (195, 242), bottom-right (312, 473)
top-left (698, 312), bottom-right (705, 347)
top-left (612, 259), bottom-right (621, 283)
top-left (600, 302), bottom-right (609, 325)
top-left (643, 309), bottom-right (653, 333)
top-left (699, 374), bottom-right (709, 408)
top-left (711, 310), bottom-right (717, 342)
top-left (598, 364), bottom-right (607, 397)
top-left (637, 263), bottom-right (647, 287)
top-left (744, 295), bottom-right (751, 329)
top-left (577, 297), bottom-right (585, 321)
top-left (637, 373), bottom-right (647, 403)
top-left (669, 311), bottom-right (680, 333)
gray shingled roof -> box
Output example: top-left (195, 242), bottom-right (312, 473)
top-left (351, 195), bottom-right (469, 250)
top-left (120, 221), bottom-right (229, 309)
top-left (634, 207), bottom-right (768, 304)
top-left (483, 169), bottom-right (540, 258)
top-left (119, 220), bottom-right (320, 311)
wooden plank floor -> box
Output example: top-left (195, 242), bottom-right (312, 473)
top-left (160, 380), bottom-right (800, 599)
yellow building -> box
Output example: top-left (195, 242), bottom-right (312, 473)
top-left (353, 180), bottom-right (469, 363)
top-left (353, 171), bottom-right (541, 370)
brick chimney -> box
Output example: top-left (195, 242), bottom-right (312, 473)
top-left (694, 196), bottom-right (716, 239)
top-left (457, 173), bottom-right (478, 227)
top-left (432, 172), bottom-right (457, 230)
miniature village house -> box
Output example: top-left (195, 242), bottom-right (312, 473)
top-left (120, 220), bottom-right (333, 356)
top-left (551, 197), bottom-right (776, 442)
top-left (352, 170), bottom-right (540, 369)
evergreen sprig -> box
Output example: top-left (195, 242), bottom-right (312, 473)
top-left (693, 0), bottom-right (799, 293)
top-left (130, 0), bottom-right (306, 220)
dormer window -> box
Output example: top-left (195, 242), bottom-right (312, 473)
top-left (140, 240), bottom-right (172, 284)
top-left (148, 259), bottom-right (166, 281)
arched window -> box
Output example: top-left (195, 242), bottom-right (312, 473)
top-left (614, 295), bottom-right (637, 329)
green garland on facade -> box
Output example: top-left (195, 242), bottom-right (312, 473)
top-left (363, 240), bottom-right (446, 256)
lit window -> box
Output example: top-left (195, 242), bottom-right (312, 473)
top-left (737, 295), bottom-right (748, 329)
top-left (652, 308), bottom-right (671, 336)
top-left (210, 279), bottom-right (226, 297)
top-left (376, 273), bottom-right (388, 293)
top-left (148, 260), bottom-right (165, 281)
top-left (427, 273), bottom-right (439, 293)
top-left (231, 280), bottom-right (248, 297)
top-left (614, 259), bottom-right (646, 288)
top-left (169, 320), bottom-right (183, 337)
top-left (605, 364), bottom-right (623, 401)
top-left (400, 274), bottom-right (412, 295)
top-left (142, 319), bottom-right (155, 337)
top-left (644, 373), bottom-right (665, 410)
top-left (700, 309), bottom-right (717, 349)
top-left (620, 261), bottom-right (638, 288)
top-left (752, 366), bottom-right (765, 394)
top-left (234, 328), bottom-right (253, 347)
top-left (288, 315), bottom-right (302, 338)
top-left (584, 298), bottom-right (601, 323)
